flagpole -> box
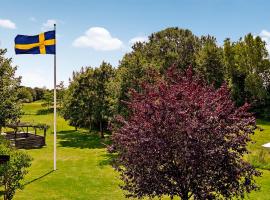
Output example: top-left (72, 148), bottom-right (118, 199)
top-left (53, 23), bottom-right (57, 171)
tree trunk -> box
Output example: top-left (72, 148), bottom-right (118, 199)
top-left (180, 191), bottom-right (189, 200)
top-left (99, 121), bottom-right (104, 138)
top-left (88, 117), bottom-right (92, 132)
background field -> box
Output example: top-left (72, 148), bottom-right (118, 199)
top-left (10, 102), bottom-right (270, 199)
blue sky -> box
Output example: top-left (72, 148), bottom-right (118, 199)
top-left (1, 0), bottom-right (270, 88)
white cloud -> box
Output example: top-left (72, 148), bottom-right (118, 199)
top-left (260, 30), bottom-right (270, 53)
top-left (261, 30), bottom-right (270, 38)
top-left (73, 27), bottom-right (123, 51)
top-left (129, 36), bottom-right (148, 45)
top-left (42, 19), bottom-right (57, 31)
top-left (0, 19), bottom-right (16, 29)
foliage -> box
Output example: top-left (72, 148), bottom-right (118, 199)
top-left (116, 28), bottom-right (270, 118)
top-left (195, 35), bottom-right (225, 88)
top-left (62, 62), bottom-right (115, 137)
top-left (56, 81), bottom-right (65, 108)
top-left (111, 67), bottom-right (261, 200)
top-left (118, 28), bottom-right (200, 115)
top-left (223, 35), bottom-right (270, 110)
top-left (0, 138), bottom-right (32, 200)
top-left (41, 90), bottom-right (53, 109)
top-left (92, 62), bottom-right (115, 137)
top-left (17, 87), bottom-right (33, 103)
top-left (33, 87), bottom-right (46, 101)
top-left (0, 49), bottom-right (22, 131)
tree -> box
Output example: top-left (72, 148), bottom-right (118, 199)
top-left (62, 68), bottom-right (96, 130)
top-left (56, 81), bottom-right (65, 109)
top-left (144, 27), bottom-right (200, 72)
top-left (0, 49), bottom-right (22, 132)
top-left (223, 34), bottom-right (270, 107)
top-left (33, 87), bottom-right (46, 101)
top-left (17, 87), bottom-right (33, 103)
top-left (111, 67), bottom-right (261, 200)
top-left (62, 62), bottom-right (115, 137)
top-left (118, 28), bottom-right (200, 115)
top-left (0, 139), bottom-right (32, 200)
top-left (42, 90), bottom-right (53, 109)
top-left (93, 62), bottom-right (115, 138)
top-left (195, 36), bottom-right (225, 88)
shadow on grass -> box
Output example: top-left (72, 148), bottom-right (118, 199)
top-left (257, 118), bottom-right (270, 126)
top-left (23, 170), bottom-right (54, 186)
top-left (58, 130), bottom-right (110, 149)
top-left (36, 108), bottom-right (54, 115)
top-left (99, 153), bottom-right (117, 168)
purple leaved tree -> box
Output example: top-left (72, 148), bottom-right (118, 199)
top-left (110, 66), bottom-right (261, 200)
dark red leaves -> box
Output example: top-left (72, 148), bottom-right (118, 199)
top-left (111, 67), bottom-right (261, 199)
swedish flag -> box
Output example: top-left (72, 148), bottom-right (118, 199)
top-left (15, 31), bottom-right (56, 54)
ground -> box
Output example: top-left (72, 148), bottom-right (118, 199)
top-left (10, 102), bottom-right (270, 199)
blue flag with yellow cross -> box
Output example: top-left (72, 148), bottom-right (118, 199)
top-left (15, 31), bottom-right (56, 54)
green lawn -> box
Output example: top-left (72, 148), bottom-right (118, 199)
top-left (14, 102), bottom-right (124, 200)
top-left (10, 102), bottom-right (270, 199)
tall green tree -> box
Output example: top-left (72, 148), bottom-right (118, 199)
top-left (62, 69), bottom-right (89, 130)
top-left (118, 28), bottom-right (200, 115)
top-left (93, 62), bottom-right (115, 138)
top-left (0, 49), bottom-right (22, 132)
top-left (195, 36), bottom-right (225, 88)
top-left (62, 62), bottom-right (115, 137)
top-left (223, 34), bottom-right (270, 112)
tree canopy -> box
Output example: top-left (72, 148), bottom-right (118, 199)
top-left (0, 138), bottom-right (32, 200)
top-left (0, 49), bottom-right (22, 131)
top-left (111, 67), bottom-right (261, 200)
top-left (117, 28), bottom-right (270, 118)
top-left (62, 62), bottom-right (115, 137)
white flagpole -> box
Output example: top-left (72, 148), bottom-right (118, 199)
top-left (53, 23), bottom-right (57, 171)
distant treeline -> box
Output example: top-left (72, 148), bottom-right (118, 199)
top-left (17, 86), bottom-right (47, 102)
top-left (17, 82), bottom-right (65, 108)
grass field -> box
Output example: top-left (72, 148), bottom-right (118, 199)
top-left (9, 102), bottom-right (270, 199)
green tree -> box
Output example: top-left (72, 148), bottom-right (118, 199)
top-left (223, 34), bottom-right (270, 110)
top-left (118, 28), bottom-right (201, 115)
top-left (93, 62), bottom-right (115, 138)
top-left (0, 139), bottom-right (32, 200)
top-left (195, 36), bottom-right (225, 88)
top-left (144, 27), bottom-right (200, 71)
top-left (56, 81), bottom-right (65, 109)
top-left (33, 87), bottom-right (46, 100)
top-left (42, 90), bottom-right (53, 109)
top-left (17, 87), bottom-right (33, 103)
top-left (62, 71), bottom-right (84, 130)
top-left (0, 49), bottom-right (22, 132)
top-left (62, 63), bottom-right (115, 137)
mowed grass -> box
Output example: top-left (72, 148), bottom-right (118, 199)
top-left (14, 102), bottom-right (125, 200)
top-left (11, 102), bottom-right (270, 199)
